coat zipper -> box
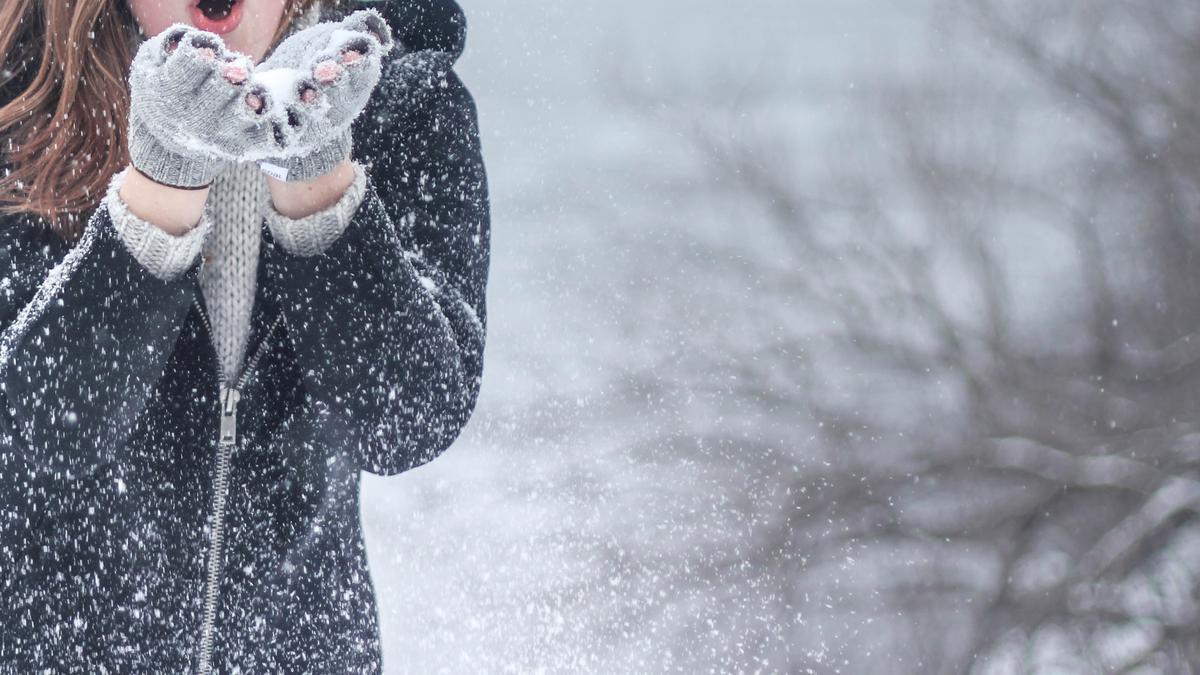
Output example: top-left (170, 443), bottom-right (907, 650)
top-left (192, 296), bottom-right (284, 675)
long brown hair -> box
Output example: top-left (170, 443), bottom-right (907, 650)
top-left (0, 0), bottom-right (320, 243)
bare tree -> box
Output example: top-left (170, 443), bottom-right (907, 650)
top-left (585, 0), bottom-right (1200, 672)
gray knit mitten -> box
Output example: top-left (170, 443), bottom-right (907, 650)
top-left (128, 26), bottom-right (266, 188)
top-left (242, 10), bottom-right (395, 182)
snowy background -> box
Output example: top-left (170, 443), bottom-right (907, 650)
top-left (362, 1), bottom-right (1200, 672)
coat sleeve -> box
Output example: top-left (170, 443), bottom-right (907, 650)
top-left (263, 64), bottom-right (490, 476)
top-left (0, 207), bottom-right (201, 477)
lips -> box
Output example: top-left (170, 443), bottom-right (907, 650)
top-left (190, 0), bottom-right (244, 35)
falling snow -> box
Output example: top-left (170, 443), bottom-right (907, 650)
top-left (4, 0), bottom-right (1200, 673)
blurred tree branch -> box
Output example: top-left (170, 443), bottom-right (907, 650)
top-left (591, 0), bottom-right (1200, 671)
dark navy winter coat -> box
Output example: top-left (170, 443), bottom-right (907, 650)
top-left (0, 0), bottom-right (489, 671)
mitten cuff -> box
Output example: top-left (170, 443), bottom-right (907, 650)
top-left (128, 112), bottom-right (225, 188)
top-left (265, 161), bottom-right (367, 257)
top-left (105, 168), bottom-right (212, 281)
top-left (265, 129), bottom-right (353, 184)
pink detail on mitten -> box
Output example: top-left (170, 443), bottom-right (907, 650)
top-left (314, 60), bottom-right (344, 84)
top-left (222, 63), bottom-right (248, 84)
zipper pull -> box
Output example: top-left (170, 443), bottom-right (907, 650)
top-left (219, 386), bottom-right (240, 446)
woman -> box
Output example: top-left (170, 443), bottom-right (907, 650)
top-left (0, 0), bottom-right (488, 671)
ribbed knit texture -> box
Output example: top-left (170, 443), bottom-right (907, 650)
top-left (104, 161), bottom-right (367, 382)
top-left (106, 168), bottom-right (213, 280)
top-left (264, 161), bottom-right (366, 256)
top-left (200, 162), bottom-right (269, 381)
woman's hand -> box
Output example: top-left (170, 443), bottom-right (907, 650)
top-left (126, 25), bottom-right (264, 188)
top-left (120, 24), bottom-right (266, 234)
top-left (243, 9), bottom-right (395, 184)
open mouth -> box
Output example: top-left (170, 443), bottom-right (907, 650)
top-left (190, 0), bottom-right (244, 34)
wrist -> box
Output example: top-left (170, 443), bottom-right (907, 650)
top-left (267, 158), bottom-right (356, 219)
top-left (119, 165), bottom-right (210, 236)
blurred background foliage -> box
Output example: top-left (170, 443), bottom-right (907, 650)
top-left (362, 1), bottom-right (1200, 672)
